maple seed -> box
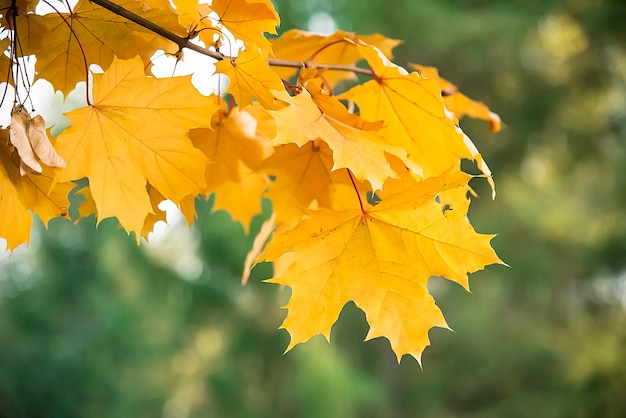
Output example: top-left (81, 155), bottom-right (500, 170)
top-left (9, 106), bottom-right (66, 176)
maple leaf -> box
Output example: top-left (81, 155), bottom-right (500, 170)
top-left (209, 0), bottom-right (279, 54)
top-left (169, 0), bottom-right (213, 37)
top-left (266, 89), bottom-right (398, 191)
top-left (260, 141), bottom-right (335, 222)
top-left (54, 57), bottom-right (217, 237)
top-left (340, 43), bottom-right (485, 180)
top-left (75, 185), bottom-right (97, 220)
top-left (0, 130), bottom-right (71, 249)
top-left (0, 38), bottom-right (11, 85)
top-left (411, 64), bottom-right (502, 132)
top-left (9, 3), bottom-right (47, 63)
top-left (22, 0), bottom-right (180, 94)
top-left (211, 169), bottom-right (268, 230)
top-left (262, 171), bottom-right (503, 362)
top-left (214, 48), bottom-right (287, 109)
top-left (141, 184), bottom-right (168, 240)
top-left (189, 107), bottom-right (272, 229)
top-left (271, 29), bottom-right (401, 86)
top-left (242, 212), bottom-right (275, 285)
top-left (260, 140), bottom-right (368, 224)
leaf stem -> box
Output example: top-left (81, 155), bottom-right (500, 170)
top-left (347, 169), bottom-right (366, 213)
top-left (89, 0), bottom-right (373, 76)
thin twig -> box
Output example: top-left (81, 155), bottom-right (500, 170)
top-left (89, 0), bottom-right (373, 75)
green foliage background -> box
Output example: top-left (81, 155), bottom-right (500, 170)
top-left (1, 0), bottom-right (625, 416)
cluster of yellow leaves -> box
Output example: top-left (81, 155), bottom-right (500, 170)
top-left (0, 0), bottom-right (503, 362)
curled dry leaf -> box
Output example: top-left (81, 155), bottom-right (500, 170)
top-left (9, 106), bottom-right (67, 176)
top-left (9, 106), bottom-right (42, 175)
top-left (28, 115), bottom-right (67, 169)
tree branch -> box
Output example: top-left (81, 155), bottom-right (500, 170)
top-left (89, 0), bottom-right (373, 76)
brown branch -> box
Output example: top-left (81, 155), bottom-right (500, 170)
top-left (89, 0), bottom-right (221, 59)
top-left (89, 0), bottom-right (373, 75)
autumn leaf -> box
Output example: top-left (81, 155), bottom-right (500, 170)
top-left (214, 47), bottom-right (287, 109)
top-left (340, 43), bottom-right (481, 180)
top-left (189, 106), bottom-right (272, 228)
top-left (259, 141), bottom-right (335, 222)
top-left (0, 130), bottom-right (71, 249)
top-left (0, 38), bottom-right (11, 85)
top-left (169, 0), bottom-right (213, 38)
top-left (54, 56), bottom-right (217, 237)
top-left (266, 89), bottom-right (398, 191)
top-left (210, 169), bottom-right (268, 230)
top-left (77, 181), bottom-right (169, 239)
top-left (23, 0), bottom-right (180, 93)
top-left (262, 171), bottom-right (502, 362)
top-left (141, 184), bottom-right (168, 240)
top-left (210, 0), bottom-right (279, 54)
top-left (242, 212), bottom-right (275, 285)
top-left (271, 29), bottom-right (401, 86)
top-left (76, 185), bottom-right (97, 220)
top-left (411, 64), bottom-right (502, 132)
top-left (11, 6), bottom-right (47, 72)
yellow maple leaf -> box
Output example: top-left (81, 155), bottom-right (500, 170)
top-left (210, 0), bottom-right (279, 53)
top-left (271, 29), bottom-right (401, 86)
top-left (260, 141), bottom-right (366, 223)
top-left (242, 212), bottom-right (275, 285)
top-left (210, 168), bottom-right (268, 231)
top-left (340, 43), bottom-right (482, 180)
top-left (24, 0), bottom-right (180, 94)
top-left (189, 107), bottom-right (272, 229)
top-left (0, 130), bottom-right (71, 250)
top-left (411, 64), bottom-right (502, 132)
top-left (178, 194), bottom-right (198, 226)
top-left (260, 141), bottom-right (335, 222)
top-left (267, 89), bottom-right (397, 191)
top-left (215, 48), bottom-right (287, 109)
top-left (55, 57), bottom-right (217, 237)
top-left (11, 5), bottom-right (47, 66)
top-left (141, 184), bottom-right (168, 240)
top-left (189, 107), bottom-right (273, 185)
top-left (262, 171), bottom-right (502, 362)
top-left (0, 38), bottom-right (11, 85)
top-left (75, 185), bottom-right (97, 220)
top-left (169, 0), bottom-right (213, 38)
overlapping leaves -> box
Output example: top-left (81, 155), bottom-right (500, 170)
top-left (0, 0), bottom-right (503, 362)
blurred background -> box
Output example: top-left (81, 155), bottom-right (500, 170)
top-left (1, 0), bottom-right (626, 416)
